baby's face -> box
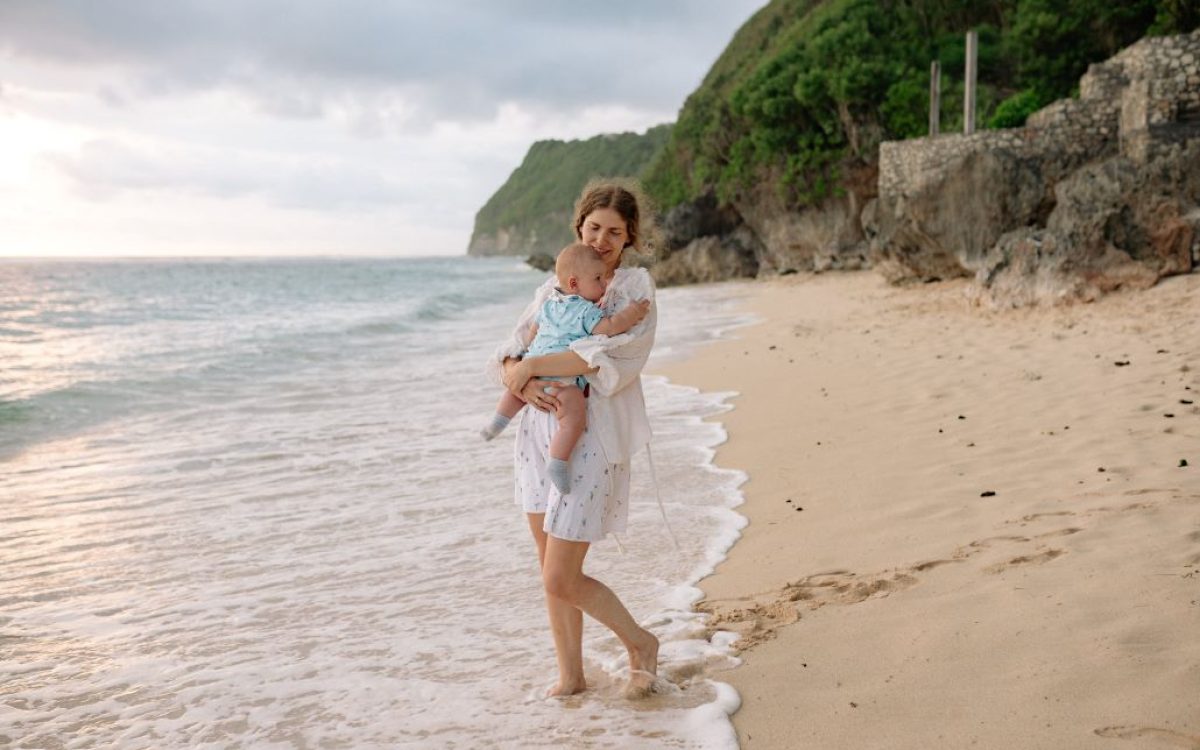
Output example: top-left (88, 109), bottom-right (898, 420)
top-left (572, 262), bottom-right (607, 302)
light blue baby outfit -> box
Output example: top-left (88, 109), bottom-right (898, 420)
top-left (527, 289), bottom-right (603, 390)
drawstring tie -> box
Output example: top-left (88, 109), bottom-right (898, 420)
top-left (611, 443), bottom-right (679, 554)
top-left (645, 442), bottom-right (680, 550)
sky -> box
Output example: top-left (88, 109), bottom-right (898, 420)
top-left (0, 1), bottom-right (766, 258)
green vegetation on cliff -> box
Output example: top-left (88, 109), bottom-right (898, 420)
top-left (469, 125), bottom-right (671, 256)
top-left (643, 0), bottom-right (1198, 210)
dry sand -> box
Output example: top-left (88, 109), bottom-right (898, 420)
top-left (657, 270), bottom-right (1200, 749)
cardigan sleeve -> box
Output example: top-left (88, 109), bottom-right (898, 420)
top-left (569, 268), bottom-right (657, 397)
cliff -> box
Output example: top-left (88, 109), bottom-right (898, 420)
top-left (644, 0), bottom-right (1198, 292)
top-left (467, 125), bottom-right (670, 258)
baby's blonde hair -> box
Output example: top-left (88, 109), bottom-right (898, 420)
top-left (554, 242), bottom-right (603, 287)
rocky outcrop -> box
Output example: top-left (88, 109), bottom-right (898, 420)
top-left (468, 226), bottom-right (517, 257)
top-left (873, 28), bottom-right (1200, 305)
top-left (467, 214), bottom-right (570, 258)
top-left (972, 143), bottom-right (1200, 306)
top-left (653, 228), bottom-right (762, 285)
top-left (651, 170), bottom-right (874, 286)
top-left (651, 194), bottom-right (757, 286)
top-left (733, 167), bottom-right (875, 274)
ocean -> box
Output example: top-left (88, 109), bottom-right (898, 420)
top-left (0, 257), bottom-right (754, 749)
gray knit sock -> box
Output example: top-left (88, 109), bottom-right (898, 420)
top-left (548, 458), bottom-right (571, 494)
top-left (480, 413), bottom-right (511, 441)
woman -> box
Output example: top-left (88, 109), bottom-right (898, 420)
top-left (489, 180), bottom-right (660, 698)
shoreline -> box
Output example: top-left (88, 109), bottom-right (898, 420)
top-left (657, 270), bottom-right (1200, 748)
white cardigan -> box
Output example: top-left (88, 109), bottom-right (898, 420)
top-left (487, 267), bottom-right (656, 465)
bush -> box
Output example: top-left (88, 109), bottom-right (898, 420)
top-left (987, 89), bottom-right (1043, 128)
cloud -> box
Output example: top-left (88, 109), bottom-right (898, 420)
top-left (45, 137), bottom-right (417, 210)
top-left (0, 0), bottom-right (765, 126)
top-left (0, 1), bottom-right (766, 257)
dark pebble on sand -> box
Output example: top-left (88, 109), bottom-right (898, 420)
top-left (1182, 459), bottom-right (1190, 468)
top-left (967, 442), bottom-right (975, 447)
top-left (1157, 349), bottom-right (1169, 354)
top-left (958, 415), bottom-right (966, 420)
top-left (1182, 400), bottom-right (1193, 405)
top-left (850, 702), bottom-right (858, 708)
top-left (769, 345), bottom-right (776, 350)
top-left (981, 491), bottom-right (996, 497)
top-left (1165, 413), bottom-right (1175, 418)
top-left (1114, 361), bottom-right (1130, 366)
top-left (1098, 467), bottom-right (1106, 472)
top-left (938, 429), bottom-right (943, 433)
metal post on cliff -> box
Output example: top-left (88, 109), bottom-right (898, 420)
top-left (929, 61), bottom-right (940, 136)
top-left (964, 30), bottom-right (978, 134)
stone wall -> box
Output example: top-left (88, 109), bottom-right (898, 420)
top-left (880, 29), bottom-right (1200, 194)
top-left (1116, 30), bottom-right (1200, 163)
top-left (871, 29), bottom-right (1200, 303)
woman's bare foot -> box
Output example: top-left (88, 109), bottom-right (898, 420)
top-left (545, 677), bottom-right (587, 698)
top-left (623, 629), bottom-right (659, 699)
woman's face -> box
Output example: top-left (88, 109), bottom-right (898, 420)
top-left (579, 208), bottom-right (629, 271)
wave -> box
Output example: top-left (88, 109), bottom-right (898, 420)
top-left (343, 320), bottom-right (412, 337)
top-left (411, 290), bottom-right (479, 323)
top-left (0, 398), bottom-right (32, 427)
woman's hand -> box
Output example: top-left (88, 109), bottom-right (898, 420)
top-left (521, 379), bottom-right (560, 413)
top-left (503, 358), bottom-right (533, 395)
top-left (503, 359), bottom-right (560, 412)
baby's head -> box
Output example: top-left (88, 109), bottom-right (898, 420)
top-left (554, 242), bottom-right (607, 302)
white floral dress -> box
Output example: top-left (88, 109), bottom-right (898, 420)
top-left (487, 268), bottom-right (656, 542)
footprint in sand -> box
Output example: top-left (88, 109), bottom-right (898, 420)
top-left (1018, 511), bottom-right (1075, 523)
top-left (984, 548), bottom-right (1065, 574)
top-left (1094, 726), bottom-right (1200, 749)
top-left (912, 558), bottom-right (964, 572)
top-left (1036, 527), bottom-right (1082, 539)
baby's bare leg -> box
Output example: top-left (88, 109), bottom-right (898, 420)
top-left (481, 390), bottom-right (527, 441)
top-left (545, 385), bottom-right (586, 494)
top-left (495, 390), bottom-right (526, 419)
top-left (549, 386), bottom-right (586, 461)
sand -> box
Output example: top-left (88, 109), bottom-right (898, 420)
top-left (657, 270), bottom-right (1200, 749)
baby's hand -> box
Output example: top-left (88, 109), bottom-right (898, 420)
top-left (626, 298), bottom-right (651, 323)
top-left (595, 298), bottom-right (652, 337)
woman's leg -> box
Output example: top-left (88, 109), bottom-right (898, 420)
top-left (527, 513), bottom-right (585, 696)
top-left (541, 534), bottom-right (659, 696)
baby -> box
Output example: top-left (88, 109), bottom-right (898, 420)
top-left (482, 242), bottom-right (650, 494)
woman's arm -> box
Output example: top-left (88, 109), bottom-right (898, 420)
top-left (503, 351), bottom-right (598, 397)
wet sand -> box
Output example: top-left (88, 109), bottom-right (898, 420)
top-left (657, 270), bottom-right (1200, 749)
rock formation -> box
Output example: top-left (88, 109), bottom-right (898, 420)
top-left (654, 29), bottom-right (1198, 303)
top-left (653, 171), bottom-right (874, 287)
top-left (872, 29), bottom-right (1200, 306)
